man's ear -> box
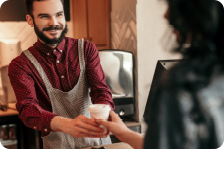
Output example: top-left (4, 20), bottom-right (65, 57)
top-left (26, 14), bottom-right (34, 27)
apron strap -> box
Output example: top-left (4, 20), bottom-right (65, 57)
top-left (23, 49), bottom-right (53, 89)
top-left (78, 38), bottom-right (86, 72)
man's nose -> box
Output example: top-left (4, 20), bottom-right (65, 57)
top-left (49, 16), bottom-right (58, 25)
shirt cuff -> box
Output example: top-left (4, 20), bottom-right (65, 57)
top-left (39, 110), bottom-right (59, 137)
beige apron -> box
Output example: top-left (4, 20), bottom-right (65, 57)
top-left (23, 39), bottom-right (111, 149)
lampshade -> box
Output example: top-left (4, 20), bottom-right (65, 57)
top-left (0, 0), bottom-right (27, 21)
top-left (0, 0), bottom-right (70, 21)
top-left (0, 38), bottom-right (21, 67)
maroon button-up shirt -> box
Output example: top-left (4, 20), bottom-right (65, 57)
top-left (8, 37), bottom-right (114, 137)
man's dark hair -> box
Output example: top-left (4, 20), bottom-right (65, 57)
top-left (24, 0), bottom-right (64, 18)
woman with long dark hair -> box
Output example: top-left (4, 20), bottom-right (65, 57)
top-left (95, 0), bottom-right (224, 149)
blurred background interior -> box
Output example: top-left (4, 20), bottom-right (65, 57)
top-left (0, 0), bottom-right (182, 149)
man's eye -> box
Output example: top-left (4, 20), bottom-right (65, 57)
top-left (40, 16), bottom-right (49, 19)
top-left (57, 13), bottom-right (63, 17)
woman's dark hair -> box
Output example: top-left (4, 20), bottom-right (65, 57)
top-left (165, 0), bottom-right (224, 88)
top-left (166, 0), bottom-right (221, 54)
top-left (25, 0), bottom-right (64, 18)
top-left (212, 1), bottom-right (224, 56)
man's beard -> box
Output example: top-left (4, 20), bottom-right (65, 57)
top-left (34, 22), bottom-right (68, 45)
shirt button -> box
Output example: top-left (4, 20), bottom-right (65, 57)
top-left (57, 60), bottom-right (60, 63)
top-left (44, 129), bottom-right (48, 132)
top-left (34, 126), bottom-right (36, 129)
top-left (47, 53), bottom-right (49, 55)
top-left (54, 49), bottom-right (56, 52)
top-left (61, 75), bottom-right (64, 79)
top-left (60, 50), bottom-right (62, 53)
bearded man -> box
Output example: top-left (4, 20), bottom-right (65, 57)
top-left (8, 0), bottom-right (114, 149)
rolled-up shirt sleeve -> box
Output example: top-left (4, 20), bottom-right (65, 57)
top-left (84, 41), bottom-right (115, 110)
top-left (8, 59), bottom-right (58, 137)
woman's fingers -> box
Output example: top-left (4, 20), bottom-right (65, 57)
top-left (80, 118), bottom-right (103, 132)
top-left (72, 118), bottom-right (103, 137)
top-left (96, 120), bottom-right (111, 129)
top-left (109, 111), bottom-right (122, 122)
top-left (80, 116), bottom-right (99, 127)
top-left (109, 111), bottom-right (116, 118)
top-left (75, 127), bottom-right (103, 137)
top-left (91, 115), bottom-right (99, 119)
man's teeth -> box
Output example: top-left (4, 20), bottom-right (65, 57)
top-left (49, 29), bottom-right (57, 31)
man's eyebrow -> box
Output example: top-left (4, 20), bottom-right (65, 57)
top-left (57, 11), bottom-right (64, 14)
top-left (37, 13), bottom-right (49, 17)
top-left (37, 11), bottom-right (64, 17)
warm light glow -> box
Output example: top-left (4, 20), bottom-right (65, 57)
top-left (0, 0), bottom-right (7, 8)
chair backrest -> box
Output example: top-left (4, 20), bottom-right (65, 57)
top-left (98, 49), bottom-right (135, 117)
top-left (98, 49), bottom-right (134, 98)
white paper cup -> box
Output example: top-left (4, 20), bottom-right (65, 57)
top-left (88, 104), bottom-right (111, 135)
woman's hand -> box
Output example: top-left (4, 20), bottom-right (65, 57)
top-left (95, 111), bottom-right (130, 142)
top-left (95, 111), bottom-right (144, 149)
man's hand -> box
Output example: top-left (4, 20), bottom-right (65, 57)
top-left (50, 115), bottom-right (104, 138)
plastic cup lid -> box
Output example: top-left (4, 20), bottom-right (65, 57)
top-left (88, 104), bottom-right (111, 113)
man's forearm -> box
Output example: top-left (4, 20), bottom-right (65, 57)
top-left (50, 116), bottom-right (71, 133)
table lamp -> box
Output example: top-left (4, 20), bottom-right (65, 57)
top-left (0, 38), bottom-right (21, 110)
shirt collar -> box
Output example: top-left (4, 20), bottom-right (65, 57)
top-left (56, 38), bottom-right (65, 52)
top-left (35, 38), bottom-right (65, 56)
